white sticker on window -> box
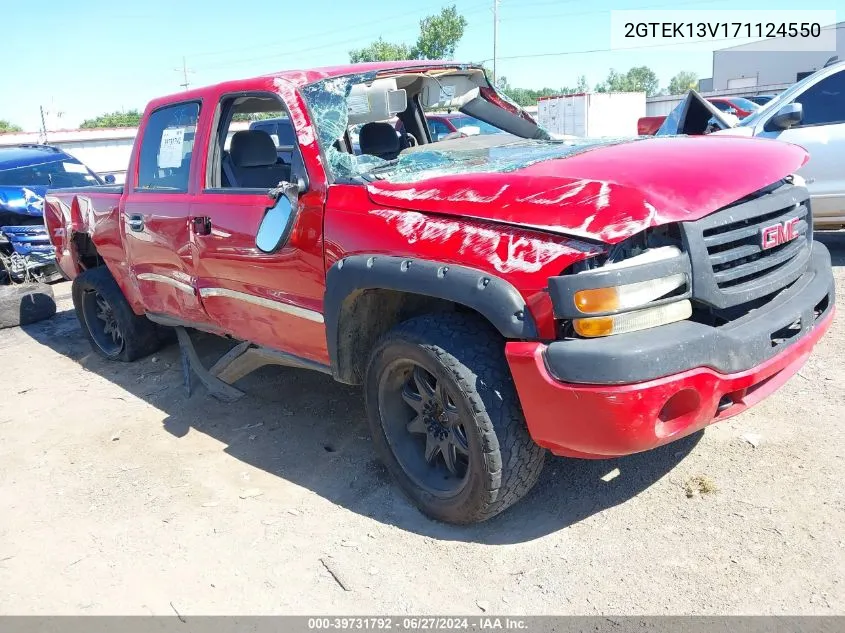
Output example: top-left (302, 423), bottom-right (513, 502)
top-left (439, 85), bottom-right (456, 102)
top-left (62, 161), bottom-right (89, 173)
top-left (348, 94), bottom-right (370, 115)
top-left (158, 127), bottom-right (186, 168)
top-left (270, 134), bottom-right (280, 147)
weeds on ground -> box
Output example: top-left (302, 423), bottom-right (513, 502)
top-left (685, 474), bottom-right (717, 498)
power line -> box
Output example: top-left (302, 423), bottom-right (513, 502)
top-left (501, 0), bottom-right (724, 24)
top-left (498, 0), bottom-right (582, 11)
top-left (194, 0), bottom-right (719, 75)
top-left (187, 0), bottom-right (490, 65)
top-left (193, 2), bottom-right (492, 74)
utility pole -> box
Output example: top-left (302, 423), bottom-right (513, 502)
top-left (492, 0), bottom-right (499, 87)
top-left (39, 105), bottom-right (48, 144)
top-left (176, 56), bottom-right (194, 91)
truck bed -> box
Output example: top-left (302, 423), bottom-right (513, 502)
top-left (43, 186), bottom-right (126, 281)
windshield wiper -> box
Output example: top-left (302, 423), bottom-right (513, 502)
top-left (361, 160), bottom-right (402, 180)
top-left (365, 159), bottom-right (400, 174)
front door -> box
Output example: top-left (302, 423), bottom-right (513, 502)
top-left (189, 90), bottom-right (328, 365)
top-left (123, 101), bottom-right (209, 323)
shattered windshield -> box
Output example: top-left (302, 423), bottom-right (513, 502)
top-left (299, 71), bottom-right (590, 184)
top-left (359, 136), bottom-right (622, 184)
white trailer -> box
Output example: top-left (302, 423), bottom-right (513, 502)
top-left (537, 92), bottom-right (645, 137)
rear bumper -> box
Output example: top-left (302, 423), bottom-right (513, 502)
top-left (506, 295), bottom-right (835, 459)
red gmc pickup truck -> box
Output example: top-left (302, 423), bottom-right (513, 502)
top-left (45, 61), bottom-right (834, 524)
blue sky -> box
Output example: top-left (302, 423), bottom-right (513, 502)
top-left (1, 0), bottom-right (838, 131)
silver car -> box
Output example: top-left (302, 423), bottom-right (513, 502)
top-left (713, 61), bottom-right (845, 228)
top-left (659, 62), bottom-right (845, 228)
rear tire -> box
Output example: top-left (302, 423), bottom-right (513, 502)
top-left (71, 267), bottom-right (161, 361)
top-left (0, 283), bottom-right (56, 329)
top-left (364, 313), bottom-right (546, 524)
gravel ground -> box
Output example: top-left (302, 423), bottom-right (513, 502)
top-left (0, 233), bottom-right (843, 616)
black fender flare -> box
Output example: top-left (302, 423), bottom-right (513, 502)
top-left (324, 255), bottom-right (538, 380)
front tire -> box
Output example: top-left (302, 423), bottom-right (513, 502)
top-left (72, 267), bottom-right (161, 361)
top-left (365, 313), bottom-right (546, 524)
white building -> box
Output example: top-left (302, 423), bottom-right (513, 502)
top-left (537, 92), bottom-right (645, 137)
top-left (710, 22), bottom-right (843, 91)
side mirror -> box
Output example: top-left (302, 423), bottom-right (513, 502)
top-left (768, 103), bottom-right (803, 131)
top-left (256, 181), bottom-right (301, 253)
top-left (103, 174), bottom-right (116, 185)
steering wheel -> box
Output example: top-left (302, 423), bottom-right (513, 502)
top-left (404, 133), bottom-right (418, 147)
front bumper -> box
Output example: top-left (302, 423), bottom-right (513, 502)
top-left (505, 243), bottom-right (835, 459)
top-left (546, 242), bottom-right (834, 384)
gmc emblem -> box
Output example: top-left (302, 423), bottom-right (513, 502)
top-left (761, 218), bottom-right (800, 250)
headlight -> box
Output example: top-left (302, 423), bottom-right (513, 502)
top-left (573, 300), bottom-right (692, 337)
top-left (548, 244), bottom-right (693, 338)
top-left (574, 273), bottom-right (687, 314)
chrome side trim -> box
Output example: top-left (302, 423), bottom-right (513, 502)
top-left (199, 287), bottom-right (324, 324)
top-left (136, 272), bottom-right (194, 294)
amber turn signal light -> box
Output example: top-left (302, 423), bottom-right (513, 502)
top-left (572, 316), bottom-right (614, 337)
top-left (573, 287), bottom-right (619, 314)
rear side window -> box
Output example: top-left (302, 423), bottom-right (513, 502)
top-left (136, 102), bottom-right (200, 191)
top-left (795, 71), bottom-right (845, 126)
top-left (251, 119), bottom-right (296, 147)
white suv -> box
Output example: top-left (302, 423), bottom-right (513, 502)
top-left (713, 61), bottom-right (845, 228)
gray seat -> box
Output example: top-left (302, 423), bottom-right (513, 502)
top-left (358, 122), bottom-right (402, 160)
top-left (224, 130), bottom-right (290, 188)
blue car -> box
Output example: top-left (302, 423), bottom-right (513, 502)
top-left (0, 144), bottom-right (108, 283)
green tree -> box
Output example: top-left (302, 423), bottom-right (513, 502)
top-left (596, 66), bottom-right (660, 97)
top-left (490, 72), bottom-right (587, 106)
top-left (80, 110), bottom-right (142, 129)
top-left (627, 66), bottom-right (660, 96)
top-left (231, 111), bottom-right (280, 122)
top-left (349, 38), bottom-right (413, 63)
top-left (499, 85), bottom-right (578, 107)
top-left (667, 71), bottom-right (698, 95)
top-left (349, 5), bottom-right (467, 62)
top-left (0, 120), bottom-right (22, 133)
top-left (575, 75), bottom-right (589, 92)
top-left (413, 5), bottom-right (467, 59)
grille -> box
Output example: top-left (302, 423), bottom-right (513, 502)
top-left (704, 200), bottom-right (809, 289)
top-left (683, 182), bottom-right (812, 310)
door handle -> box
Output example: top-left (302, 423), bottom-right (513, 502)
top-left (127, 214), bottom-right (144, 232)
top-left (191, 216), bottom-right (212, 236)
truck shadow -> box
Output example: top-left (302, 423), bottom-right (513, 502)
top-left (23, 302), bottom-right (700, 544)
top-left (816, 230), bottom-right (845, 267)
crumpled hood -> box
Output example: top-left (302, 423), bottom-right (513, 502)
top-left (0, 185), bottom-right (47, 218)
top-left (367, 136), bottom-right (808, 244)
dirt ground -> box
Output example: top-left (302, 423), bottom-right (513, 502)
top-left (1, 233), bottom-right (844, 616)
